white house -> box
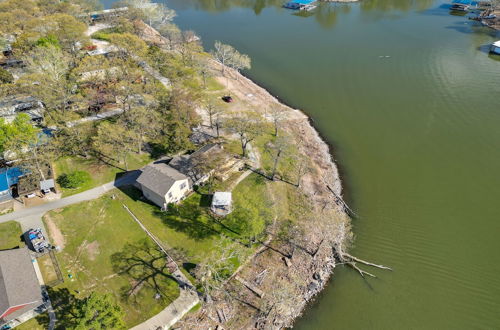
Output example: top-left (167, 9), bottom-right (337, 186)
top-left (136, 163), bottom-right (191, 209)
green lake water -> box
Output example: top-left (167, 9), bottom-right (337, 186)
top-left (104, 0), bottom-right (500, 328)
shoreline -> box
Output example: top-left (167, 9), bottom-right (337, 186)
top-left (135, 20), bottom-right (352, 328)
top-left (193, 60), bottom-right (352, 328)
top-left (222, 65), bottom-right (349, 326)
top-left (236, 69), bottom-right (355, 204)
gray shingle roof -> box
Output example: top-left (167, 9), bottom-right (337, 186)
top-left (136, 163), bottom-right (187, 197)
top-left (0, 248), bottom-right (42, 319)
top-left (169, 143), bottom-right (224, 179)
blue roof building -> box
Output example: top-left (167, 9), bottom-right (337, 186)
top-left (0, 167), bottom-right (23, 203)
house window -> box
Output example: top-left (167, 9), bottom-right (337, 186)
top-left (180, 183), bottom-right (186, 190)
top-left (168, 192), bottom-right (173, 199)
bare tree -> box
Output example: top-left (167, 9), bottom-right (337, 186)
top-left (213, 111), bottom-right (224, 138)
top-left (122, 0), bottom-right (176, 27)
top-left (265, 137), bottom-right (289, 181)
top-left (224, 111), bottom-right (263, 158)
top-left (193, 241), bottom-right (244, 302)
top-left (212, 41), bottom-right (234, 76)
top-left (268, 107), bottom-right (287, 137)
top-left (212, 41), bottom-right (251, 77)
top-left (203, 99), bottom-right (219, 128)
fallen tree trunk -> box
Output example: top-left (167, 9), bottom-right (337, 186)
top-left (343, 253), bottom-right (393, 271)
top-left (348, 262), bottom-right (377, 278)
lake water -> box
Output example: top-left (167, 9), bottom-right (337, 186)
top-left (103, 0), bottom-right (500, 328)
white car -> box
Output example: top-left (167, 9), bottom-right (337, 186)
top-left (26, 193), bottom-right (36, 198)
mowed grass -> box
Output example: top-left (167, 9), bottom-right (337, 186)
top-left (118, 173), bottom-right (272, 265)
top-left (37, 253), bottom-right (59, 285)
top-left (43, 194), bottom-right (179, 327)
top-left (54, 153), bottom-right (152, 197)
top-left (0, 221), bottom-right (24, 250)
top-left (16, 316), bottom-right (45, 330)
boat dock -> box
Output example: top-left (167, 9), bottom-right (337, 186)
top-left (283, 0), bottom-right (318, 11)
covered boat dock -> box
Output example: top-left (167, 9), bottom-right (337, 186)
top-left (283, 0), bottom-right (318, 11)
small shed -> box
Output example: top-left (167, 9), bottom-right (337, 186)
top-left (211, 192), bottom-right (232, 217)
top-left (40, 179), bottom-right (55, 193)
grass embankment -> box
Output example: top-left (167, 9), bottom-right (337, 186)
top-left (43, 194), bottom-right (179, 327)
top-left (54, 153), bottom-right (152, 197)
top-left (0, 221), bottom-right (24, 250)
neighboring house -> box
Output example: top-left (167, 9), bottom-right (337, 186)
top-left (0, 167), bottom-right (23, 205)
top-left (17, 162), bottom-right (55, 197)
top-left (0, 96), bottom-right (44, 123)
top-left (0, 248), bottom-right (43, 325)
top-left (211, 192), bottom-right (233, 217)
top-left (78, 67), bottom-right (120, 82)
top-left (169, 143), bottom-right (243, 185)
top-left (136, 163), bottom-right (191, 209)
top-left (80, 7), bottom-right (129, 22)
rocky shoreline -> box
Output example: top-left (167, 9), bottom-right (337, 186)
top-left (135, 20), bottom-right (352, 329)
top-left (172, 61), bottom-right (352, 328)
top-left (213, 65), bottom-right (350, 329)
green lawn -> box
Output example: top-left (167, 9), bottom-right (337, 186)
top-left (54, 153), bottom-right (152, 197)
top-left (41, 172), bottom-right (272, 326)
top-left (43, 194), bottom-right (179, 327)
top-left (16, 316), bottom-right (46, 330)
top-left (119, 173), bottom-right (271, 266)
top-left (37, 253), bottom-right (59, 285)
top-left (0, 221), bottom-right (24, 250)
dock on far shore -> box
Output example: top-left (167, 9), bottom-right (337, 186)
top-left (283, 0), bottom-right (318, 11)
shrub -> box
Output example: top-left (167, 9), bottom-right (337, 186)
top-left (0, 67), bottom-right (13, 84)
top-left (36, 35), bottom-right (60, 48)
top-left (57, 171), bottom-right (90, 189)
top-left (91, 31), bottom-right (111, 42)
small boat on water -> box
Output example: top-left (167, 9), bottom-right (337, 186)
top-left (490, 41), bottom-right (500, 54)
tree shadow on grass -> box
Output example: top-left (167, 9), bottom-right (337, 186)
top-left (118, 186), bottom-right (221, 241)
top-left (111, 239), bottom-right (180, 305)
top-left (42, 288), bottom-right (81, 330)
top-left (153, 201), bottom-right (220, 241)
top-left (199, 194), bottom-right (212, 207)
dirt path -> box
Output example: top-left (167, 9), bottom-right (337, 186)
top-left (44, 214), bottom-right (65, 249)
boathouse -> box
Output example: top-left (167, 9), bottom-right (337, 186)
top-left (283, 0), bottom-right (317, 10)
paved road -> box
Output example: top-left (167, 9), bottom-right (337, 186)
top-left (0, 171), bottom-right (140, 225)
top-left (131, 288), bottom-right (199, 330)
top-left (66, 108), bottom-right (124, 128)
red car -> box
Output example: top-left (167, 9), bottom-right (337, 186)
top-left (222, 95), bottom-right (233, 103)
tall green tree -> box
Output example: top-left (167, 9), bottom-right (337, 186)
top-left (0, 114), bottom-right (39, 156)
top-left (93, 122), bottom-right (136, 170)
top-left (120, 106), bottom-right (161, 154)
top-left (71, 292), bottom-right (125, 330)
top-left (21, 46), bottom-right (75, 117)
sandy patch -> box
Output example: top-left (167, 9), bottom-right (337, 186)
top-left (45, 214), bottom-right (66, 249)
top-left (86, 240), bottom-right (100, 261)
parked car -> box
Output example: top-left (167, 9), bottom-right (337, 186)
top-left (222, 95), bottom-right (233, 103)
